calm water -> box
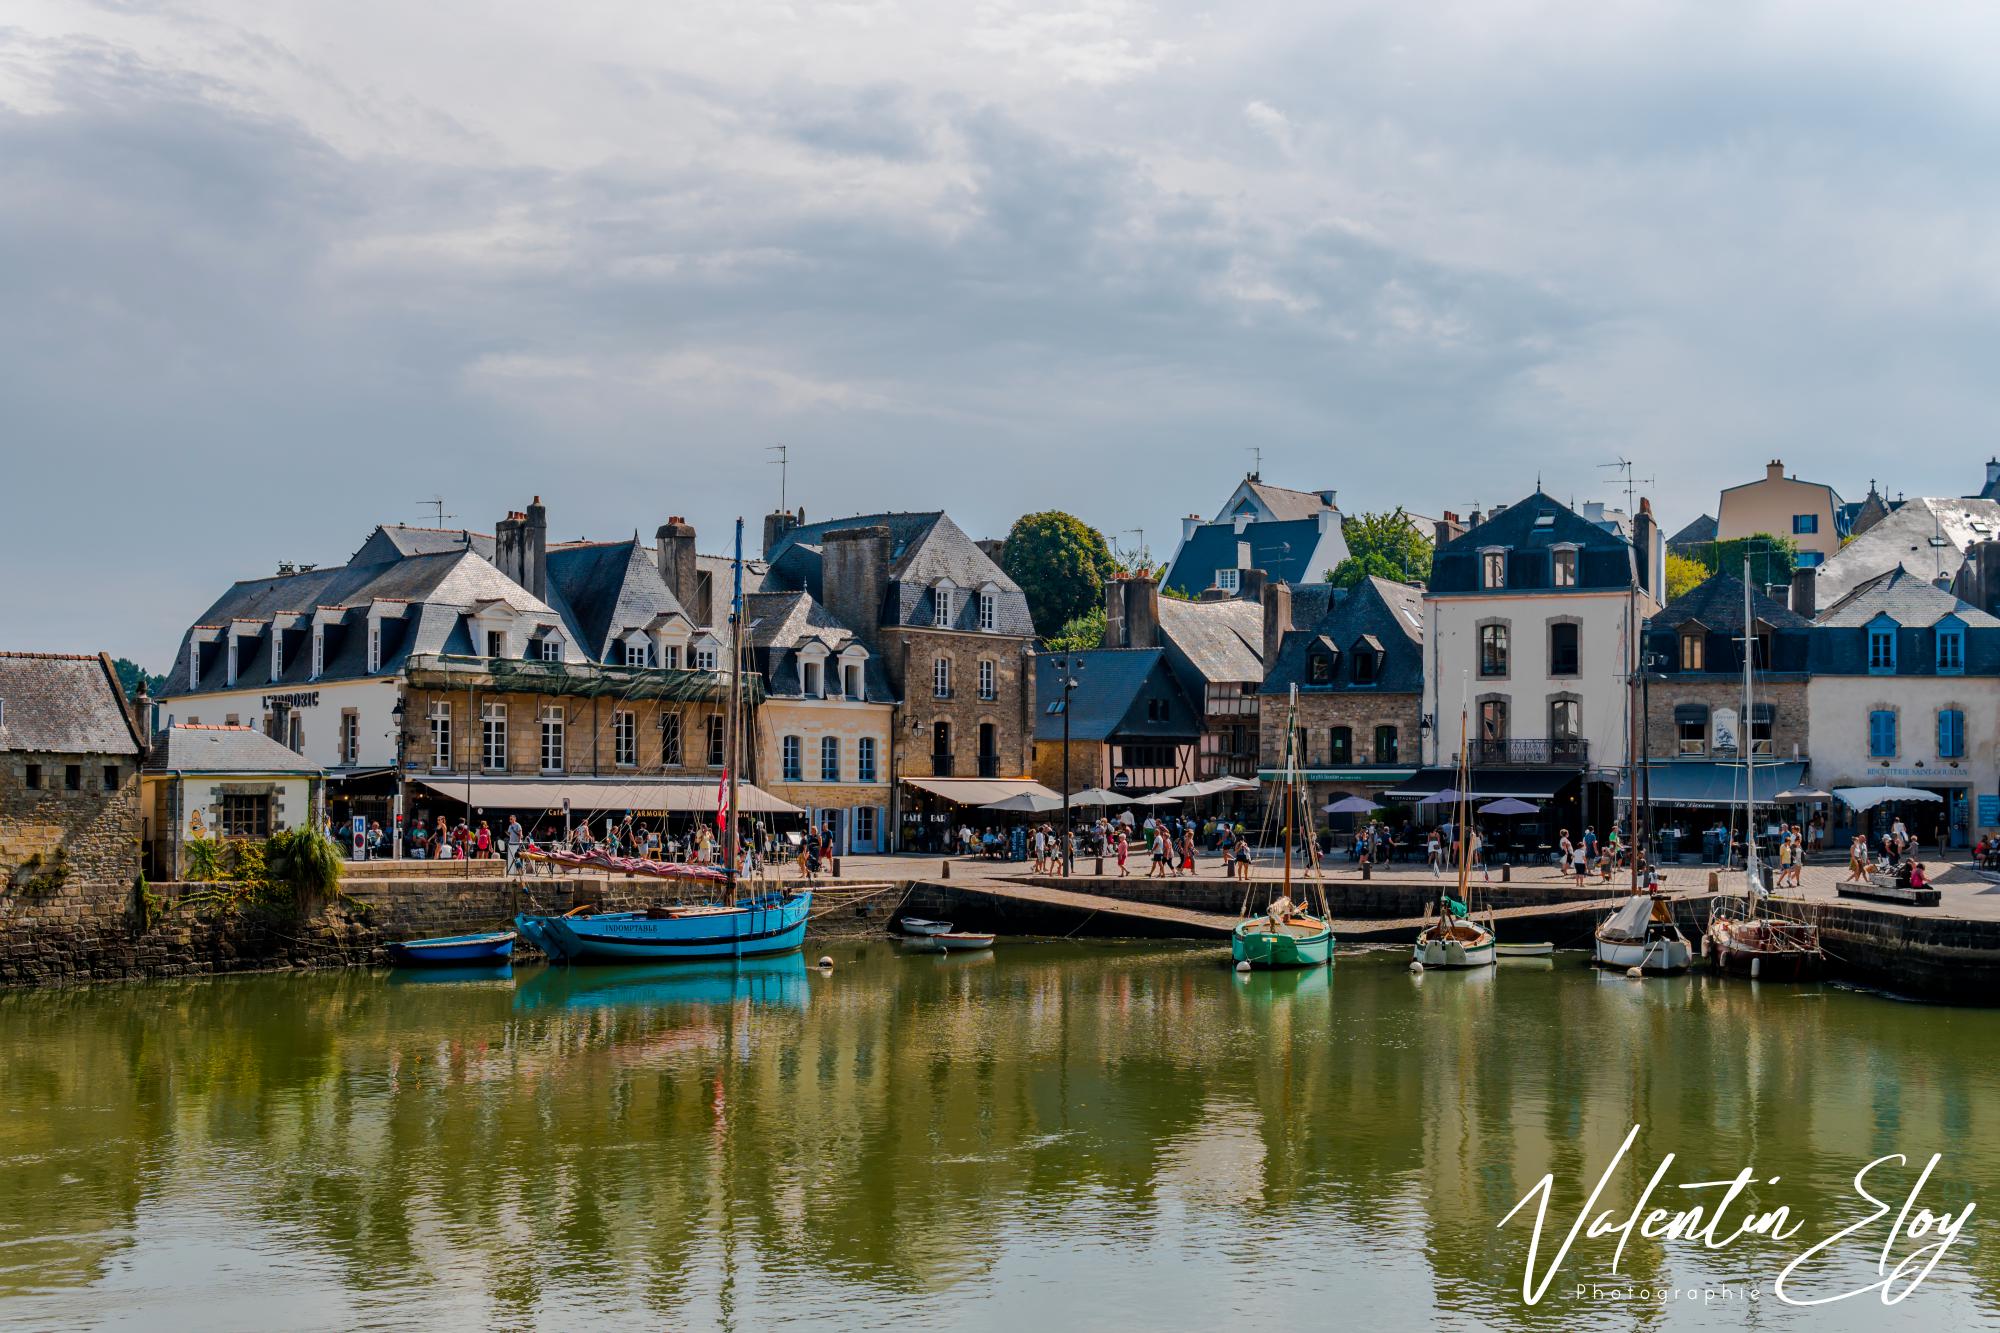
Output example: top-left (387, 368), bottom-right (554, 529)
top-left (2, 942), bottom-right (1998, 1331)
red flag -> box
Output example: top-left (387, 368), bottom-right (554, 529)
top-left (716, 768), bottom-right (730, 831)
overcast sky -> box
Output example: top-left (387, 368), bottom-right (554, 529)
top-left (7, 1), bottom-right (2000, 664)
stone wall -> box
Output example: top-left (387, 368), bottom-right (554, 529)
top-left (0, 750), bottom-right (141, 938)
top-left (1021, 871), bottom-right (1626, 918)
top-left (1031, 740), bottom-right (1101, 794)
top-left (1260, 691), bottom-right (1421, 772)
top-left (1642, 676), bottom-right (1808, 763)
top-left (401, 686), bottom-right (732, 784)
top-left (887, 628), bottom-right (1035, 780)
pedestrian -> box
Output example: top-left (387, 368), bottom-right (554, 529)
top-left (1427, 830), bottom-right (1443, 876)
top-left (1179, 825), bottom-right (1196, 876)
top-left (1232, 834), bottom-right (1253, 880)
top-left (1116, 828), bottom-right (1130, 876)
top-left (1471, 827), bottom-right (1489, 882)
top-left (476, 821), bottom-right (492, 859)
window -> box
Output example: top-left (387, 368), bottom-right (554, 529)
top-left (24, 763), bottom-right (40, 790)
top-left (1868, 708), bottom-right (1896, 759)
top-left (482, 702), bottom-right (508, 771)
top-left (843, 663), bottom-right (862, 698)
top-left (103, 765), bottom-right (120, 790)
top-left (1479, 623), bottom-right (1509, 677)
top-left (803, 660), bottom-right (823, 697)
top-left (429, 701), bottom-right (452, 770)
top-left (225, 637), bottom-right (239, 687)
top-left (821, 735), bottom-right (840, 782)
top-left (1552, 547), bottom-right (1577, 588)
top-left (934, 586), bottom-right (954, 627)
top-left (64, 764), bottom-right (81, 792)
top-left (613, 709), bottom-right (637, 767)
top-left (1750, 713), bottom-right (1773, 757)
top-left (1374, 726), bottom-right (1398, 764)
top-left (540, 705), bottom-right (565, 773)
top-left (663, 644), bottom-right (683, 669)
top-left (782, 735), bottom-right (802, 781)
top-left (1868, 624), bottom-right (1896, 673)
top-left (979, 659), bottom-right (996, 700)
top-left (540, 636), bottom-right (563, 662)
top-left (624, 642), bottom-right (650, 667)
top-left (367, 624), bottom-right (382, 673)
top-left (1479, 698), bottom-right (1509, 743)
top-left (1678, 714), bottom-right (1706, 756)
top-left (1940, 708), bottom-right (1966, 759)
top-left (218, 794), bottom-right (270, 839)
top-left (979, 592), bottom-right (997, 632)
top-left (311, 631), bottom-right (324, 679)
top-left (1680, 632), bottom-right (1704, 672)
top-left (707, 714), bottom-right (726, 767)
top-left (933, 657), bottom-right (951, 699)
top-left (1308, 653), bottom-right (1331, 684)
top-left (487, 630), bottom-right (505, 658)
top-left (1939, 626), bottom-right (1965, 674)
top-left (1215, 569), bottom-right (1241, 594)
top-left (1549, 622), bottom-right (1579, 677)
top-left (858, 736), bottom-right (877, 782)
top-left (1352, 649), bottom-right (1379, 685)
top-left (855, 806), bottom-right (877, 845)
top-left (1329, 727), bottom-right (1352, 765)
top-left (340, 712), bottom-right (359, 766)
top-left (695, 643), bottom-right (718, 671)
top-left (1793, 514), bottom-right (1819, 534)
top-left (287, 714), bottom-right (303, 753)
top-left (1796, 550), bottom-right (1824, 569)
top-left (1481, 550), bottom-right (1506, 589)
top-left (661, 712), bottom-right (683, 766)
top-left (1550, 697), bottom-right (1580, 742)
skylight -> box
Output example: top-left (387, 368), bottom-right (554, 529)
top-left (1533, 513), bottom-right (1555, 528)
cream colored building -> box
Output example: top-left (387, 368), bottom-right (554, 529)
top-left (1715, 459), bottom-right (1847, 565)
top-left (140, 723), bottom-right (323, 876)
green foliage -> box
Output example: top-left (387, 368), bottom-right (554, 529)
top-left (1691, 533), bottom-right (1800, 594)
top-left (1045, 607), bottom-right (1107, 654)
top-left (1159, 583), bottom-right (1195, 602)
top-left (1664, 552), bottom-right (1708, 602)
top-left (1001, 511), bottom-right (1116, 639)
top-left (111, 657), bottom-right (167, 701)
top-left (12, 848), bottom-right (68, 894)
top-left (183, 837), bottom-right (224, 882)
top-left (1325, 509), bottom-right (1432, 588)
top-left (264, 827), bottom-right (345, 903)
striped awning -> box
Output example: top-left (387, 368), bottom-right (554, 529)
top-left (411, 777), bottom-right (803, 815)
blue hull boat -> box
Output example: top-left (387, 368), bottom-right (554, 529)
top-left (515, 891), bottom-right (811, 964)
top-left (386, 930), bottom-right (516, 967)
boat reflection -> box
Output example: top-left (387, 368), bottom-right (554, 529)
top-left (512, 952), bottom-right (812, 1013)
top-left (384, 963), bottom-right (514, 986)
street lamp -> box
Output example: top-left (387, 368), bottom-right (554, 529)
top-left (1049, 654), bottom-right (1084, 875)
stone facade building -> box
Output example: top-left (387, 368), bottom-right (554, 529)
top-left (0, 652), bottom-right (146, 932)
top-left (1257, 576), bottom-right (1425, 814)
top-left (140, 724), bottom-right (323, 878)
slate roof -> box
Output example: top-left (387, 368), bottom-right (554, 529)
top-left (1034, 649), bottom-right (1200, 743)
top-left (1239, 480), bottom-right (1334, 522)
top-left (1815, 566), bottom-right (2000, 629)
top-left (1428, 491), bottom-right (1635, 594)
top-left (143, 724), bottom-right (321, 775)
top-left (0, 653), bottom-right (143, 756)
top-left (545, 540), bottom-right (694, 662)
top-left (1164, 517), bottom-right (1343, 595)
top-left (1656, 571), bottom-right (1809, 633)
top-left (1156, 597), bottom-right (1263, 684)
top-left (1261, 577), bottom-right (1424, 696)
top-left (1666, 514), bottom-right (1717, 550)
top-left (742, 591), bottom-right (896, 703)
top-left (1815, 497), bottom-right (2000, 606)
top-left (351, 525), bottom-right (497, 564)
top-left (764, 511), bottom-right (1035, 636)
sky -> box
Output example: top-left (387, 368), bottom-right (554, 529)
top-left (6, 1), bottom-right (2000, 665)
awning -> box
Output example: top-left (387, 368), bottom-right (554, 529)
top-left (1672, 704), bottom-right (1708, 724)
top-left (1614, 761), bottom-right (1806, 807)
top-left (410, 777), bottom-right (803, 815)
top-left (1382, 767), bottom-right (1579, 802)
top-left (900, 777), bottom-right (1062, 807)
top-left (1262, 767), bottom-right (1418, 784)
top-left (1835, 786), bottom-right (1946, 812)
top-left (327, 766), bottom-right (398, 782)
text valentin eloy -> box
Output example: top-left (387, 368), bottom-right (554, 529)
top-left (1500, 1123), bottom-right (1974, 1308)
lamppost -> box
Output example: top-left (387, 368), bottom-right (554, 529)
top-left (1049, 654), bottom-right (1083, 875)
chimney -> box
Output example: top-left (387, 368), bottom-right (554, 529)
top-left (822, 525), bottom-right (890, 652)
top-left (1125, 572), bottom-right (1161, 650)
top-left (975, 538), bottom-right (1007, 565)
top-left (1103, 575), bottom-right (1128, 648)
top-left (1239, 567), bottom-right (1268, 606)
top-left (1261, 579), bottom-right (1292, 671)
top-left (1766, 459), bottom-right (1785, 481)
top-left (1988, 457), bottom-right (2000, 488)
top-left (762, 507), bottom-right (802, 558)
top-left (655, 517), bottom-right (699, 615)
top-left (1633, 496), bottom-right (1657, 596)
top-left (1789, 565), bottom-right (1816, 620)
top-left (1434, 511), bottom-right (1464, 548)
top-left (495, 499), bottom-right (547, 600)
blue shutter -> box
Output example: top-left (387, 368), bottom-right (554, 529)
top-left (1869, 710), bottom-right (1896, 758)
top-left (1940, 709), bottom-right (1965, 759)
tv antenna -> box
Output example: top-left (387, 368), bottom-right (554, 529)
top-left (415, 495), bottom-right (455, 527)
top-left (1247, 446), bottom-right (1262, 480)
top-left (768, 444), bottom-right (788, 513)
top-left (1122, 528), bottom-right (1148, 570)
top-left (1598, 457), bottom-right (1654, 515)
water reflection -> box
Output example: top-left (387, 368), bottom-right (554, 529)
top-left (0, 945), bottom-right (1996, 1329)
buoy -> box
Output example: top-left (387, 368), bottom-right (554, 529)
top-left (818, 955), bottom-right (834, 969)
top-left (1235, 960), bottom-right (1252, 973)
top-left (1626, 965), bottom-right (1643, 979)
top-left (1409, 961), bottom-right (1425, 974)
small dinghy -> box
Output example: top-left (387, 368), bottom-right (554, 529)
top-left (1495, 942), bottom-right (1554, 958)
top-left (900, 917), bottom-right (954, 936)
top-left (933, 931), bottom-right (996, 951)
top-left (387, 930), bottom-right (516, 967)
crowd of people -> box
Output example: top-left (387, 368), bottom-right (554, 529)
top-left (1845, 818), bottom-right (1930, 890)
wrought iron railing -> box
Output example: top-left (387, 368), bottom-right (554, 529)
top-left (1463, 738), bottom-right (1590, 767)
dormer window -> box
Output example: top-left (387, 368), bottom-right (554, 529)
top-left (226, 637), bottom-right (239, 687)
top-left (1481, 549), bottom-right (1507, 590)
top-left (1552, 546), bottom-right (1578, 588)
top-left (541, 636), bottom-right (562, 662)
top-left (271, 634), bottom-right (284, 680)
top-left (842, 662), bottom-right (863, 698)
top-left (367, 624), bottom-right (382, 673)
top-left (934, 584), bottom-right (955, 627)
top-left (1867, 620), bottom-right (1897, 674)
top-left (1680, 631), bottom-right (1704, 671)
top-left (803, 660), bottom-right (824, 697)
top-left (311, 629), bottom-right (324, 679)
top-left (694, 642), bottom-right (718, 671)
top-left (1350, 637), bottom-right (1382, 684)
top-left (979, 590), bottom-right (997, 632)
top-left (624, 641), bottom-right (651, 668)
top-left (1216, 569), bottom-right (1241, 594)
top-left (487, 631), bottom-right (506, 658)
top-left (1938, 621), bottom-right (1966, 674)
top-left (1307, 653), bottom-right (1331, 684)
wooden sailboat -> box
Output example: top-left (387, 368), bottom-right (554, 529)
top-left (1414, 693), bottom-right (1496, 969)
top-left (1232, 686), bottom-right (1334, 969)
top-left (1704, 556), bottom-right (1824, 980)
top-left (514, 518), bottom-right (813, 964)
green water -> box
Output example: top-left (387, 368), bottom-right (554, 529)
top-left (2, 943), bottom-right (1998, 1331)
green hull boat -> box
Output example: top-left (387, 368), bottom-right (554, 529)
top-left (1232, 918), bottom-right (1334, 969)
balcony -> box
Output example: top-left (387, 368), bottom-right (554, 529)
top-left (1465, 738), bottom-right (1590, 768)
top-left (977, 755), bottom-right (1001, 778)
top-left (931, 753), bottom-right (954, 777)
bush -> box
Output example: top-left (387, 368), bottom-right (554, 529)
top-left (264, 827), bottom-right (344, 905)
top-left (183, 837), bottom-right (224, 882)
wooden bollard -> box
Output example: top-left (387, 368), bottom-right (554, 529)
top-left (941, 859), bottom-right (952, 879)
top-left (1094, 857), bottom-right (1104, 876)
top-left (1362, 863), bottom-right (1372, 880)
top-left (1707, 870), bottom-right (1719, 892)
top-left (830, 856), bottom-right (841, 878)
top-left (1502, 864), bottom-right (1512, 883)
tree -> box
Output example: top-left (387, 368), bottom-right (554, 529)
top-left (1664, 552), bottom-right (1708, 603)
top-left (1325, 509), bottom-right (1433, 588)
top-left (1044, 607), bottom-right (1106, 654)
top-left (1699, 533), bottom-right (1799, 597)
top-left (111, 657), bottom-right (166, 701)
top-left (1002, 511), bottom-right (1116, 638)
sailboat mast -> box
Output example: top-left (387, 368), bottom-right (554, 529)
top-left (1283, 684), bottom-right (1295, 895)
top-left (1627, 573), bottom-right (1640, 893)
top-left (726, 517), bottom-right (745, 888)
top-left (1743, 553), bottom-right (1757, 906)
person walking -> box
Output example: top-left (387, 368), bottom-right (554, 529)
top-left (1427, 830), bottom-right (1442, 876)
top-left (1115, 827), bottom-right (1130, 876)
top-left (1178, 825), bottom-right (1196, 877)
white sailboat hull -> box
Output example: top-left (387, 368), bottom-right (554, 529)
top-left (1593, 935), bottom-right (1692, 973)
top-left (1414, 938), bottom-right (1497, 969)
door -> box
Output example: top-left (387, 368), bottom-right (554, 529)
top-left (852, 805), bottom-right (880, 853)
top-left (817, 807), bottom-right (846, 856)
